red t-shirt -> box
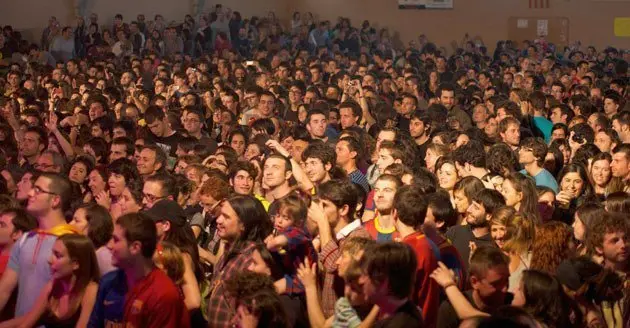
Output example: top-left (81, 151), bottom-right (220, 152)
top-left (123, 268), bottom-right (190, 328)
top-left (0, 254), bottom-right (9, 276)
top-left (403, 232), bottom-right (440, 328)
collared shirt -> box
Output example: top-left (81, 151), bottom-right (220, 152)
top-left (320, 222), bottom-right (369, 317)
top-left (207, 242), bottom-right (258, 328)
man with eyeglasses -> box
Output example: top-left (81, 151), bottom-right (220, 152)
top-left (34, 150), bottom-right (65, 173)
top-left (183, 108), bottom-right (216, 151)
top-left (0, 173), bottom-right (77, 318)
top-left (142, 173), bottom-right (176, 209)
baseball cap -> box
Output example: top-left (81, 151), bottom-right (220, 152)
top-left (142, 200), bottom-right (186, 227)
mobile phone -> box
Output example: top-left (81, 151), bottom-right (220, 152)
top-left (246, 61), bottom-right (255, 66)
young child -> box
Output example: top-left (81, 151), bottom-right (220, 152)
top-left (265, 193), bottom-right (317, 295)
top-left (297, 237), bottom-right (379, 328)
top-left (0, 234), bottom-right (99, 328)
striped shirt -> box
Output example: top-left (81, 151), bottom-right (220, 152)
top-left (348, 170), bottom-right (370, 193)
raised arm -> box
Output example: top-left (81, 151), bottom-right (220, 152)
top-left (265, 139), bottom-right (314, 192)
top-left (431, 262), bottom-right (489, 320)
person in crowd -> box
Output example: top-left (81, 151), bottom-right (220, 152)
top-left (89, 212), bottom-right (189, 327)
top-left (69, 203), bottom-right (115, 275)
top-left (1, 8), bottom-right (630, 328)
top-left (206, 195), bottom-right (272, 327)
top-left (447, 188), bottom-right (505, 268)
top-left (0, 234), bottom-right (99, 327)
top-left (0, 173), bottom-right (77, 317)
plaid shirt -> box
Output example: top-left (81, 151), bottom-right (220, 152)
top-left (275, 226), bottom-right (318, 295)
top-left (319, 224), bottom-right (369, 318)
top-left (206, 242), bottom-right (257, 328)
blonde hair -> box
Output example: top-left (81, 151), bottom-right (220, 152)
top-left (491, 208), bottom-right (536, 255)
top-left (154, 242), bottom-right (185, 285)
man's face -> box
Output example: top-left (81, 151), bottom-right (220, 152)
top-left (231, 170), bottom-right (254, 195)
top-left (518, 147), bottom-right (536, 165)
top-left (20, 132), bottom-right (43, 158)
top-left (89, 102), bottom-right (105, 121)
top-left (374, 179), bottom-right (397, 214)
top-left (137, 148), bottom-right (159, 176)
top-left (439, 90), bottom-right (455, 110)
top-left (27, 176), bottom-right (57, 216)
top-left (500, 123), bottom-right (521, 147)
top-left (335, 141), bottom-right (355, 167)
top-left (409, 118), bottom-right (426, 139)
top-left (0, 213), bottom-right (17, 247)
top-left (471, 265), bottom-right (510, 307)
top-left (376, 148), bottom-right (396, 173)
top-left (35, 153), bottom-right (59, 173)
top-left (142, 181), bottom-right (165, 209)
top-left (147, 118), bottom-right (166, 137)
top-left (599, 231), bottom-right (629, 265)
top-left (549, 107), bottom-right (565, 124)
top-left (339, 107), bottom-right (357, 130)
top-left (263, 157), bottom-right (289, 189)
top-left (472, 105), bottom-right (488, 124)
top-left (307, 114), bottom-right (327, 138)
top-left (604, 98), bottom-right (619, 117)
top-left (465, 201), bottom-right (488, 227)
top-left (184, 113), bottom-right (202, 135)
top-left (108, 224), bottom-right (133, 267)
top-left (594, 131), bottom-right (614, 153)
top-left (551, 128), bottom-right (566, 141)
top-left (109, 144), bottom-right (129, 163)
top-left (399, 97), bottom-right (416, 116)
top-left (304, 157), bottom-right (329, 185)
top-left (258, 95), bottom-right (275, 117)
top-left (611, 152), bottom-right (630, 179)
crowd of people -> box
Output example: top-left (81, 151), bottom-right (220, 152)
top-left (0, 3), bottom-right (628, 328)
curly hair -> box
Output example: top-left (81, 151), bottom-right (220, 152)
top-left (225, 271), bottom-right (288, 327)
top-left (530, 222), bottom-right (574, 275)
top-left (586, 211), bottom-right (630, 258)
top-left (486, 143), bottom-right (519, 177)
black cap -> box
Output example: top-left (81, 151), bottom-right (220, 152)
top-left (142, 200), bottom-right (186, 227)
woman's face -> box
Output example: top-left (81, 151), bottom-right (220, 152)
top-left (216, 201), bottom-right (244, 241)
top-left (48, 240), bottom-right (76, 280)
top-left (560, 172), bottom-right (585, 197)
top-left (501, 179), bottom-right (522, 208)
top-left (108, 173), bottom-right (126, 197)
top-left (88, 170), bottom-right (106, 195)
top-left (572, 215), bottom-right (586, 242)
top-left (437, 163), bottom-right (458, 191)
top-left (69, 162), bottom-right (88, 184)
top-left (538, 191), bottom-right (555, 207)
top-left (453, 189), bottom-right (469, 215)
top-left (69, 207), bottom-right (89, 235)
top-left (590, 159), bottom-right (611, 187)
top-left (119, 187), bottom-right (142, 216)
top-left (491, 223), bottom-right (507, 249)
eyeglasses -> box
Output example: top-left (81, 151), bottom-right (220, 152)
top-left (34, 163), bottom-right (55, 171)
top-left (33, 186), bottom-right (57, 196)
top-left (143, 193), bottom-right (165, 203)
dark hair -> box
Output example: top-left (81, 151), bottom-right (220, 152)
top-left (426, 191), bottom-right (457, 232)
top-left (116, 213), bottom-right (158, 258)
top-left (393, 185), bottom-right (428, 229)
top-left (108, 158), bottom-right (139, 186)
top-left (76, 203), bottom-right (113, 249)
top-left (302, 141), bottom-right (336, 167)
top-left (39, 172), bottom-right (74, 212)
top-left (520, 270), bottom-right (577, 328)
top-left (453, 140), bottom-right (485, 167)
top-left (361, 242), bottom-right (417, 299)
top-left (0, 208), bottom-right (37, 233)
top-left (586, 211), bottom-right (630, 258)
top-left (223, 195), bottom-right (273, 262)
top-left (469, 245), bottom-right (509, 279)
top-left (225, 271), bottom-right (289, 327)
top-left (486, 143), bottom-right (520, 176)
top-left (112, 137), bottom-right (135, 157)
top-left (521, 137), bottom-right (547, 167)
top-left (317, 179), bottom-right (358, 220)
top-left (55, 234), bottom-right (100, 296)
top-left (472, 188), bottom-right (506, 216)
